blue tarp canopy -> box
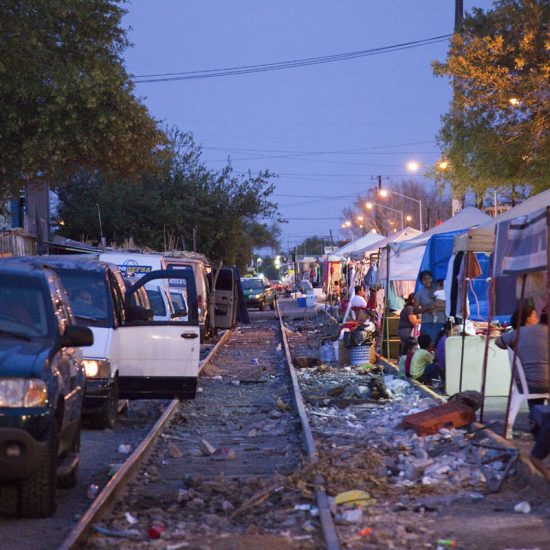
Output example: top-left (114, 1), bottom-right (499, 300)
top-left (417, 230), bottom-right (505, 322)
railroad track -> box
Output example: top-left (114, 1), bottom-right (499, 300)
top-left (52, 303), bottom-right (340, 549)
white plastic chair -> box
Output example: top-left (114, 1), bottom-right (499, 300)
top-left (505, 347), bottom-right (549, 438)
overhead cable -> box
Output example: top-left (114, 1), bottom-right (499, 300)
top-left (133, 34), bottom-right (451, 83)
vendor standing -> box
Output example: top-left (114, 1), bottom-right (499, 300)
top-left (398, 293), bottom-right (419, 355)
top-left (414, 270), bottom-right (445, 343)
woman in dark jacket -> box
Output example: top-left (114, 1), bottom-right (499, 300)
top-left (398, 293), bottom-right (419, 356)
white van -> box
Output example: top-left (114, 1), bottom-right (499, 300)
top-left (98, 252), bottom-right (238, 338)
top-left (17, 256), bottom-right (201, 429)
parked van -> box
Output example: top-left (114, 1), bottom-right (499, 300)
top-left (98, 251), bottom-right (240, 338)
top-left (11, 256), bottom-right (201, 429)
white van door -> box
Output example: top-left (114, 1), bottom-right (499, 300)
top-left (116, 270), bottom-right (200, 400)
top-left (211, 267), bottom-right (237, 330)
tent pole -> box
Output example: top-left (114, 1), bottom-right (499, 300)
top-left (458, 253), bottom-right (470, 392)
top-left (385, 245), bottom-right (391, 358)
top-left (547, 207), bottom-right (550, 402)
top-left (479, 274), bottom-right (495, 423)
top-left (503, 274), bottom-right (526, 439)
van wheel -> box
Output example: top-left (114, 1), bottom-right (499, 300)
top-left (92, 378), bottom-right (118, 430)
top-left (259, 302), bottom-right (265, 311)
top-left (18, 424), bottom-right (58, 518)
top-left (269, 300), bottom-right (276, 311)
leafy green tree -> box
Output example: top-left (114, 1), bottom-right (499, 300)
top-left (293, 236), bottom-right (326, 257)
top-left (0, 0), bottom-right (166, 197)
top-left (56, 133), bottom-right (280, 269)
top-left (433, 0), bottom-right (549, 196)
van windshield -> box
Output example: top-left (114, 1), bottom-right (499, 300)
top-left (54, 268), bottom-right (112, 327)
top-left (0, 276), bottom-right (51, 339)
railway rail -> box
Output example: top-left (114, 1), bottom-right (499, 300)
top-left (1, 302), bottom-right (340, 549)
top-left (6, 300), bottom-right (550, 549)
top-left (66, 302), bottom-right (338, 549)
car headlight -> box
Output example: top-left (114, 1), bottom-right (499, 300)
top-left (82, 358), bottom-right (111, 378)
top-left (0, 379), bottom-right (47, 408)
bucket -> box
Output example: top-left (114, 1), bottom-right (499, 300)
top-left (349, 345), bottom-right (372, 366)
top-left (297, 297), bottom-right (307, 307)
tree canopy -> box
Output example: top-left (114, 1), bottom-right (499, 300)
top-left (56, 133), bottom-right (280, 269)
top-left (0, 0), bottom-right (166, 194)
top-left (340, 180), bottom-right (448, 238)
top-left (433, 0), bottom-right (549, 196)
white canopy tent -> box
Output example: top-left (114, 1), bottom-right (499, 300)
top-left (333, 231), bottom-right (384, 258)
top-left (378, 207), bottom-right (492, 282)
top-left (360, 226), bottom-right (422, 258)
top-left (454, 190), bottom-right (550, 253)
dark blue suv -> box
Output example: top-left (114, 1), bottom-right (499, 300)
top-left (0, 262), bottom-right (93, 517)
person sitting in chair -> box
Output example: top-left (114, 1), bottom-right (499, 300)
top-left (496, 308), bottom-right (548, 411)
top-left (349, 285), bottom-right (368, 322)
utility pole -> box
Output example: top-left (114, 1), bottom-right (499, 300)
top-left (451, 0), bottom-right (464, 216)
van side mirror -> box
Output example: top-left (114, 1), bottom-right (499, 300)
top-left (60, 325), bottom-right (94, 347)
top-left (126, 305), bottom-right (153, 323)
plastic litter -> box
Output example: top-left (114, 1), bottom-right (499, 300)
top-left (92, 525), bottom-right (141, 539)
top-left (124, 512), bottom-right (138, 525)
top-left (108, 463), bottom-right (122, 478)
top-left (86, 484), bottom-right (99, 500)
top-left (117, 444), bottom-right (132, 454)
top-left (340, 508), bottom-right (363, 523)
top-left (513, 501), bottom-right (531, 514)
top-left (436, 539), bottom-right (457, 548)
top-left (294, 504), bottom-right (313, 511)
top-left (148, 524), bottom-right (165, 539)
top-left (358, 527), bottom-right (373, 537)
top-left (334, 489), bottom-right (373, 507)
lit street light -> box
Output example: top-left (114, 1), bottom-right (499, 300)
top-left (365, 201), bottom-right (404, 231)
top-left (379, 189), bottom-right (422, 231)
top-left (406, 160), bottom-right (420, 172)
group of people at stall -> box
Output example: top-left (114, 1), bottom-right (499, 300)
top-left (396, 270), bottom-right (447, 388)
top-left (394, 265), bottom-right (550, 480)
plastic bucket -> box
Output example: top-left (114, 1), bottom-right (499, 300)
top-left (349, 345), bottom-right (372, 366)
top-left (297, 297), bottom-right (307, 307)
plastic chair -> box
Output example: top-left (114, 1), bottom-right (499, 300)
top-left (505, 347), bottom-right (549, 439)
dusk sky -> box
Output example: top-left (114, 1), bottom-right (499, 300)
top-left (123, 1), bottom-right (495, 251)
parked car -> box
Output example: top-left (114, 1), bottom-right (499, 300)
top-left (241, 277), bottom-right (277, 310)
top-left (6, 256), bottom-right (201, 430)
top-left (0, 261), bottom-right (93, 517)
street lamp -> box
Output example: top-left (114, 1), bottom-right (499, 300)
top-left (365, 201), bottom-right (404, 230)
top-left (378, 189), bottom-right (423, 231)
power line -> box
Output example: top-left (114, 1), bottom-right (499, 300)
top-left (133, 34), bottom-right (451, 83)
top-left (201, 140), bottom-right (437, 155)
